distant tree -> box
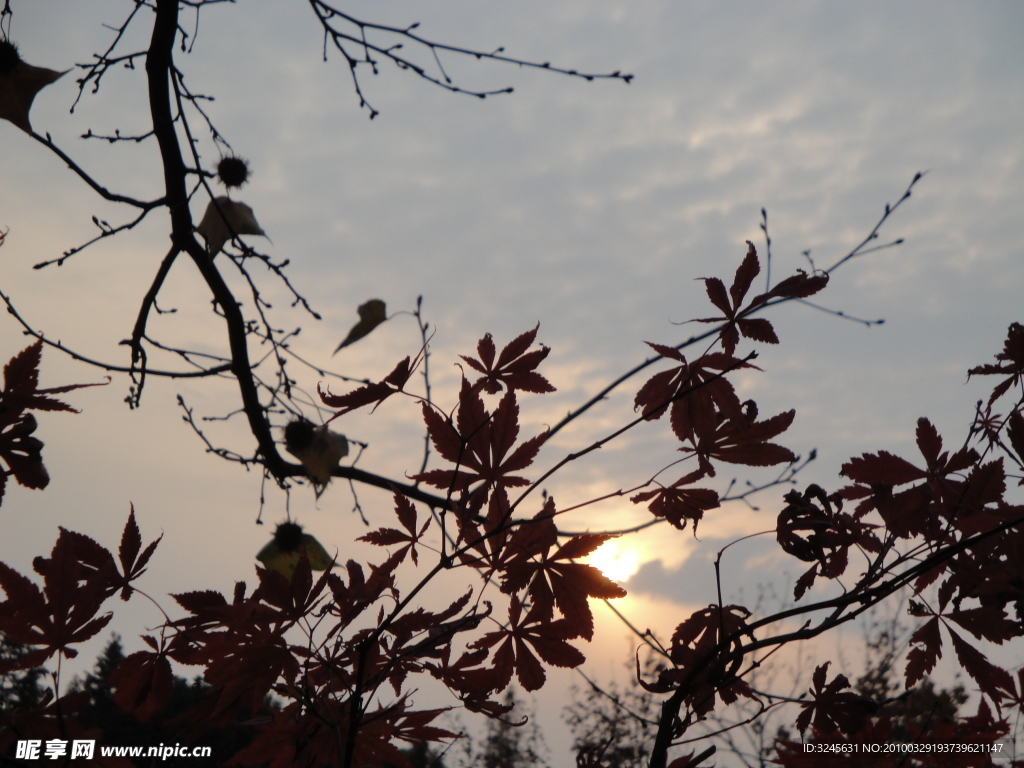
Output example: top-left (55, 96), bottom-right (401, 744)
top-left (450, 689), bottom-right (548, 768)
top-left (1, 633), bottom-right (266, 766)
top-left (851, 621), bottom-right (968, 742)
top-left (772, 617), bottom-right (999, 768)
top-left (387, 739), bottom-right (448, 768)
top-left (0, 632), bottom-right (48, 715)
top-left (565, 653), bottom-right (662, 768)
top-left (69, 635), bottom-right (268, 767)
top-left (567, 618), bottom-right (986, 768)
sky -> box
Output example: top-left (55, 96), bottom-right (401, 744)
top-left (2, 1), bottom-right (1023, 764)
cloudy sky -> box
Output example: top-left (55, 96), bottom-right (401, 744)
top-left (2, 1), bottom-right (1023, 763)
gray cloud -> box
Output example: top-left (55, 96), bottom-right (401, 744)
top-left (2, 3), bottom-right (1023, 764)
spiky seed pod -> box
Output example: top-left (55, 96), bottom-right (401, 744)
top-left (216, 155), bottom-right (250, 188)
top-left (284, 420), bottom-right (316, 456)
top-left (0, 40), bottom-right (22, 75)
top-left (272, 521), bottom-right (305, 553)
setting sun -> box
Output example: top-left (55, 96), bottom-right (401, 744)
top-left (586, 539), bottom-right (642, 584)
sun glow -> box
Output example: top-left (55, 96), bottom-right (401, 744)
top-left (587, 539), bottom-right (642, 584)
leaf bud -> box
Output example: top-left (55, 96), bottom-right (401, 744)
top-left (272, 521), bottom-right (305, 552)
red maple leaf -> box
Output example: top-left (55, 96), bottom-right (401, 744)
top-left (1004, 409), bottom-right (1024, 471)
top-left (948, 627), bottom-right (1017, 705)
top-left (0, 527), bottom-right (116, 665)
top-left (643, 605), bottom-right (755, 717)
top-left (470, 596), bottom-right (586, 692)
top-left (630, 468), bottom-right (720, 533)
top-left (0, 340), bottom-right (106, 505)
top-left (115, 505), bottom-right (162, 600)
top-left (840, 418), bottom-right (980, 537)
top-left (904, 616), bottom-right (942, 688)
top-left (634, 348), bottom-right (757, 466)
top-left (693, 241), bottom-right (779, 357)
top-left (415, 383), bottom-right (547, 512)
top-left (795, 662), bottom-right (877, 736)
top-left (692, 241), bottom-right (828, 358)
top-left (460, 325), bottom-right (556, 395)
top-left (776, 484), bottom-right (879, 599)
top-left (110, 649), bottom-right (174, 721)
top-left (690, 403), bottom-right (796, 476)
top-left (968, 322), bottom-right (1024, 406)
top-left (358, 493), bottom-right (430, 565)
top-left (499, 515), bottom-right (626, 641)
top-left (319, 353), bottom-right (419, 416)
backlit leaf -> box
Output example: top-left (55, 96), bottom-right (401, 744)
top-left (195, 196), bottom-right (266, 256)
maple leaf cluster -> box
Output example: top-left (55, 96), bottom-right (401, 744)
top-left (629, 243), bottom-right (825, 535)
top-left (0, 510), bottom-right (159, 758)
top-left (776, 664), bottom-right (1011, 768)
top-left (777, 483), bottom-right (880, 600)
top-left (640, 603), bottom-right (758, 725)
top-left (764, 321), bottom-right (1024, 763)
top-left (0, 328), bottom-right (617, 765)
top-left (4, 254), bottom-right (1024, 768)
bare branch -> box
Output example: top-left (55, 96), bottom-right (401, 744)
top-left (308, 0), bottom-right (632, 118)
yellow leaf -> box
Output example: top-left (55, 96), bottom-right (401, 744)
top-left (256, 522), bottom-right (334, 579)
top-left (0, 59), bottom-right (66, 134)
top-left (333, 299), bottom-right (387, 354)
top-left (195, 196), bottom-right (266, 256)
top-left (283, 420), bottom-right (348, 497)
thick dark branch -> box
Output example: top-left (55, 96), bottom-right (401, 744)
top-left (131, 245), bottom-right (181, 365)
top-left (147, 0), bottom-right (291, 479)
top-left (332, 465), bottom-right (449, 510)
top-left (650, 685), bottom-right (689, 768)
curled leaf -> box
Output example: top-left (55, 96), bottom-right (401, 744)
top-left (283, 419), bottom-right (348, 497)
top-left (333, 299), bottom-right (387, 354)
top-left (195, 196), bottom-right (266, 256)
top-left (256, 521), bottom-right (334, 579)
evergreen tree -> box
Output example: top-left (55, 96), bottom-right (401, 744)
top-left (455, 689), bottom-right (549, 768)
top-left (68, 635), bottom-right (267, 767)
top-left (563, 653), bottom-right (662, 768)
top-left (6, 634), bottom-right (266, 767)
top-left (0, 632), bottom-right (48, 714)
top-left (388, 739), bottom-right (448, 768)
top-left (853, 627), bottom-right (967, 742)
